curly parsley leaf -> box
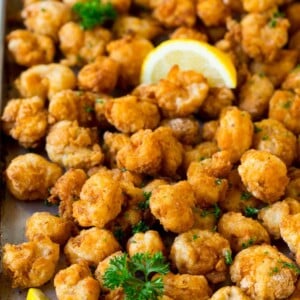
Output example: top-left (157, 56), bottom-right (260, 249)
top-left (103, 252), bottom-right (169, 300)
top-left (73, 0), bottom-right (117, 30)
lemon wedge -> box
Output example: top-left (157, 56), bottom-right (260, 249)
top-left (140, 39), bottom-right (237, 88)
top-left (26, 288), bottom-right (50, 300)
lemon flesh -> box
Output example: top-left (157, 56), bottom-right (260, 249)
top-left (26, 288), bottom-right (50, 300)
top-left (140, 39), bottom-right (237, 88)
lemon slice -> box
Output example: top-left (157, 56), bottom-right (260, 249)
top-left (140, 39), bottom-right (237, 88)
top-left (26, 288), bottom-right (50, 300)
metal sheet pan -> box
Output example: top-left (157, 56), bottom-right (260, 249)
top-left (0, 1), bottom-right (57, 298)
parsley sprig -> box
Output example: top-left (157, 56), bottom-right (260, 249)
top-left (103, 252), bottom-right (169, 300)
top-left (73, 0), bottom-right (117, 30)
top-left (268, 11), bottom-right (285, 28)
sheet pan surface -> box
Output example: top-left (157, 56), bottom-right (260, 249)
top-left (0, 1), bottom-right (57, 298)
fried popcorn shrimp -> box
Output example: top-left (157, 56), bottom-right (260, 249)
top-left (59, 22), bottom-right (112, 66)
top-left (289, 30), bottom-right (300, 52)
top-left (155, 65), bottom-right (209, 118)
top-left (159, 273), bottom-right (212, 300)
top-left (94, 94), bottom-right (113, 129)
top-left (64, 227), bottom-right (121, 266)
top-left (103, 131), bottom-right (130, 168)
top-left (5, 153), bottom-right (62, 201)
top-left (1, 96), bottom-right (48, 148)
top-left (219, 169), bottom-right (262, 213)
top-left (6, 30), bottom-right (55, 67)
top-left (250, 49), bottom-right (298, 87)
top-left (187, 151), bottom-right (231, 207)
top-left (2, 237), bottom-right (59, 288)
top-left (191, 207), bottom-right (218, 231)
top-left (78, 56), bottom-right (120, 94)
top-left (24, 0), bottom-right (61, 6)
top-left (150, 181), bottom-right (196, 233)
top-left (216, 106), bottom-right (253, 163)
top-left (258, 198), bottom-right (300, 239)
top-left (240, 12), bottom-right (289, 62)
top-left (22, 1), bottom-right (71, 40)
top-left (107, 35), bottom-right (154, 88)
top-left (202, 121), bottom-right (219, 141)
top-left (160, 117), bottom-right (201, 145)
top-left (46, 120), bottom-right (103, 169)
top-left (230, 244), bottom-right (298, 299)
top-left (170, 26), bottom-right (208, 42)
top-left (153, 126), bottom-right (184, 177)
top-left (170, 229), bottom-right (231, 283)
top-left (269, 90), bottom-right (300, 135)
top-left (25, 212), bottom-right (72, 245)
top-left (127, 230), bottom-right (165, 257)
top-left (102, 0), bottom-right (131, 14)
top-left (211, 286), bottom-right (251, 300)
top-left (112, 15), bottom-right (163, 40)
top-left (286, 2), bottom-right (300, 33)
top-left (182, 141), bottom-right (219, 171)
top-left (285, 168), bottom-right (300, 201)
top-left (280, 213), bottom-right (300, 265)
top-left (151, 0), bottom-right (196, 28)
top-left (196, 0), bottom-right (230, 27)
top-left (15, 64), bottom-right (76, 100)
top-left (105, 95), bottom-right (160, 133)
top-left (218, 212), bottom-right (270, 252)
top-left (282, 67), bottom-right (300, 94)
top-left (49, 168), bottom-right (87, 221)
top-left (54, 262), bottom-right (100, 300)
top-left (241, 0), bottom-right (286, 13)
top-left (95, 251), bottom-right (124, 291)
top-left (199, 87), bottom-right (235, 120)
top-left (104, 288), bottom-right (125, 300)
top-left (289, 279), bottom-right (300, 300)
top-left (238, 149), bottom-right (289, 203)
top-left (238, 74), bottom-right (274, 120)
top-left (72, 171), bottom-right (125, 228)
top-left (117, 129), bottom-right (162, 175)
top-left (253, 118), bottom-right (297, 166)
top-left (48, 90), bottom-right (99, 126)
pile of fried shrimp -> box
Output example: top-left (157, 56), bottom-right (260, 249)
top-left (1, 0), bottom-right (300, 299)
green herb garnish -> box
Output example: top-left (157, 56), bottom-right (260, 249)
top-left (96, 98), bottom-right (104, 104)
top-left (268, 11), bottom-right (285, 28)
top-left (240, 191), bottom-right (252, 201)
top-left (254, 125), bottom-right (262, 133)
top-left (241, 237), bottom-right (255, 249)
top-left (103, 252), bottom-right (169, 300)
top-left (244, 206), bottom-right (259, 217)
top-left (73, 0), bottom-right (117, 30)
top-left (215, 178), bottom-right (222, 185)
top-left (200, 204), bottom-right (221, 219)
top-left (224, 250), bottom-right (233, 265)
top-left (84, 105), bottom-right (94, 113)
top-left (282, 100), bottom-right (292, 109)
top-left (113, 227), bottom-right (125, 242)
top-left (132, 221), bottom-right (149, 234)
top-left (138, 191), bottom-right (152, 210)
top-left (279, 261), bottom-right (300, 274)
